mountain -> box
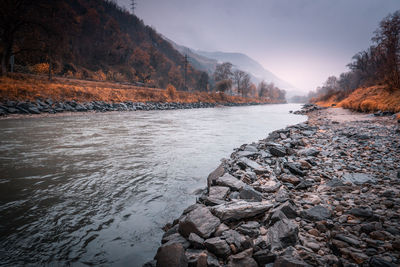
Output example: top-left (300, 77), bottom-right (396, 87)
top-left (166, 39), bottom-right (300, 96)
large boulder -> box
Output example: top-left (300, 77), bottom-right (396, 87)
top-left (211, 200), bottom-right (273, 221)
top-left (209, 186), bottom-right (230, 200)
top-left (155, 243), bottom-right (188, 267)
top-left (226, 248), bottom-right (257, 267)
top-left (239, 185), bottom-right (263, 202)
top-left (179, 206), bottom-right (220, 238)
top-left (342, 173), bottom-right (376, 185)
top-left (207, 163), bottom-right (225, 189)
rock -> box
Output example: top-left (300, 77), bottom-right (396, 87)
top-left (273, 255), bottom-right (310, 267)
top-left (269, 146), bottom-right (286, 157)
top-left (214, 223), bottom-right (230, 236)
top-left (207, 163), bottom-right (225, 189)
top-left (253, 249), bottom-right (276, 265)
top-left (295, 180), bottom-right (314, 190)
top-left (188, 233), bottom-right (204, 249)
top-left (207, 254), bottom-right (221, 267)
top-left (155, 243), bottom-right (188, 267)
top-left (185, 249), bottom-right (207, 267)
top-left (280, 174), bottom-right (301, 185)
top-left (267, 218), bottom-right (299, 250)
top-left (334, 234), bottom-right (360, 247)
top-left (215, 174), bottom-right (246, 191)
top-left (342, 173), bottom-right (376, 185)
top-left (161, 233), bottom-right (190, 249)
top-left (285, 163), bottom-right (306, 177)
top-left (209, 186), bottom-right (230, 200)
top-left (274, 201), bottom-right (298, 219)
top-left (236, 221), bottom-right (260, 237)
top-left (226, 248), bottom-right (257, 267)
top-left (275, 187), bottom-right (289, 202)
top-left (301, 205), bottom-right (331, 221)
top-left (204, 237), bottom-right (231, 258)
top-left (326, 178), bottom-right (345, 187)
top-left (28, 107), bottom-right (41, 114)
top-left (211, 200), bottom-right (273, 221)
top-left (349, 207), bottom-right (373, 218)
top-left (350, 252), bottom-right (368, 264)
top-left (297, 148), bottom-right (320, 157)
top-left (221, 229), bottom-right (248, 251)
top-left (179, 206), bottom-right (220, 238)
top-left (369, 256), bottom-right (397, 267)
top-left (238, 157), bottom-right (270, 174)
top-left (239, 185), bottom-right (263, 202)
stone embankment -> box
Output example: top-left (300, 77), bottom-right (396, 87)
top-left (0, 99), bottom-right (266, 116)
top-left (147, 105), bottom-right (400, 267)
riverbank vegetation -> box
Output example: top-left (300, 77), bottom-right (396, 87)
top-left (309, 11), bottom-right (400, 113)
top-left (0, 74), bottom-right (284, 104)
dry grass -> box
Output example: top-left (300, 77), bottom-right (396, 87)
top-left (314, 86), bottom-right (400, 113)
top-left (0, 74), bottom-right (273, 104)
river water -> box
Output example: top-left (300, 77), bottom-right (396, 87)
top-left (0, 103), bottom-right (305, 266)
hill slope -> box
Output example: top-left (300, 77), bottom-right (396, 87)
top-left (4, 0), bottom-right (206, 91)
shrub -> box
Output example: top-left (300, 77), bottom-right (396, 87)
top-left (31, 63), bottom-right (49, 74)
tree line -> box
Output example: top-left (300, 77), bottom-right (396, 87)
top-left (309, 10), bottom-right (400, 102)
top-left (212, 62), bottom-right (286, 101)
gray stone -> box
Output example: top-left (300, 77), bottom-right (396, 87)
top-left (209, 186), bottom-right (230, 200)
top-left (185, 249), bottom-right (207, 267)
top-left (211, 200), bottom-right (273, 221)
top-left (188, 233), bottom-right (204, 249)
top-left (269, 146), bottom-right (287, 157)
top-left (267, 219), bottom-right (299, 250)
top-left (215, 174), bottom-right (246, 191)
top-left (155, 243), bottom-right (188, 267)
top-left (204, 237), bottom-right (231, 258)
top-left (273, 255), bottom-right (310, 267)
top-left (326, 178), bottom-right (345, 187)
top-left (221, 229), bottom-right (248, 251)
top-left (349, 207), bottom-right (373, 218)
top-left (238, 157), bottom-right (270, 174)
top-left (285, 163), bottom-right (306, 177)
top-left (161, 233), bottom-right (190, 249)
top-left (253, 249), bottom-right (276, 265)
top-left (179, 206), bottom-right (220, 238)
top-left (273, 201), bottom-right (298, 219)
top-left (301, 205), bottom-right (331, 221)
top-left (207, 163), bottom-right (225, 189)
top-left (342, 173), bottom-right (376, 185)
top-left (236, 221), bottom-right (260, 237)
top-left (297, 148), bottom-right (320, 157)
top-left (226, 248), bottom-right (257, 267)
top-left (239, 185), bottom-right (263, 202)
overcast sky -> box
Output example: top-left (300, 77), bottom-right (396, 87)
top-left (116, 0), bottom-right (400, 92)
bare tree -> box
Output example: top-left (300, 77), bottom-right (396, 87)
top-left (241, 73), bottom-right (251, 97)
top-left (213, 62), bottom-right (233, 82)
top-left (232, 69), bottom-right (246, 95)
top-left (130, 0), bottom-right (136, 14)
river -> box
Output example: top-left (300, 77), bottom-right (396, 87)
top-left (0, 103), bottom-right (305, 266)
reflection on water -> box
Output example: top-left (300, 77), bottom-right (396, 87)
top-left (0, 104), bottom-right (305, 266)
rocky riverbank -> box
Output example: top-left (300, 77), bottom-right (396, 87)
top-left (146, 106), bottom-right (400, 266)
top-left (0, 99), bottom-right (267, 117)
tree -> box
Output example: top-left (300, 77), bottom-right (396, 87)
top-left (372, 10), bottom-right (400, 89)
top-left (214, 62), bottom-right (233, 82)
top-left (215, 79), bottom-right (232, 93)
top-left (258, 81), bottom-right (269, 98)
top-left (240, 73), bottom-right (251, 97)
top-left (197, 72), bottom-right (209, 91)
top-left (0, 0), bottom-right (35, 75)
top-left (130, 0), bottom-right (136, 14)
top-left (232, 69), bottom-right (246, 95)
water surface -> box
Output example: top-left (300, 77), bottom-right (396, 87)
top-left (0, 104), bottom-right (305, 266)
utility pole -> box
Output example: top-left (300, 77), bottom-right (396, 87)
top-left (131, 0), bottom-right (136, 14)
top-left (184, 54), bottom-right (188, 91)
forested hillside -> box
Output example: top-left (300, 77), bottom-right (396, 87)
top-left (0, 0), bottom-right (207, 91)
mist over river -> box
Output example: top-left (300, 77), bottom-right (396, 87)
top-left (0, 104), bottom-right (305, 266)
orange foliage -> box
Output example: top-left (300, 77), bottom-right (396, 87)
top-left (314, 86), bottom-right (400, 113)
top-left (0, 74), bottom-right (272, 104)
